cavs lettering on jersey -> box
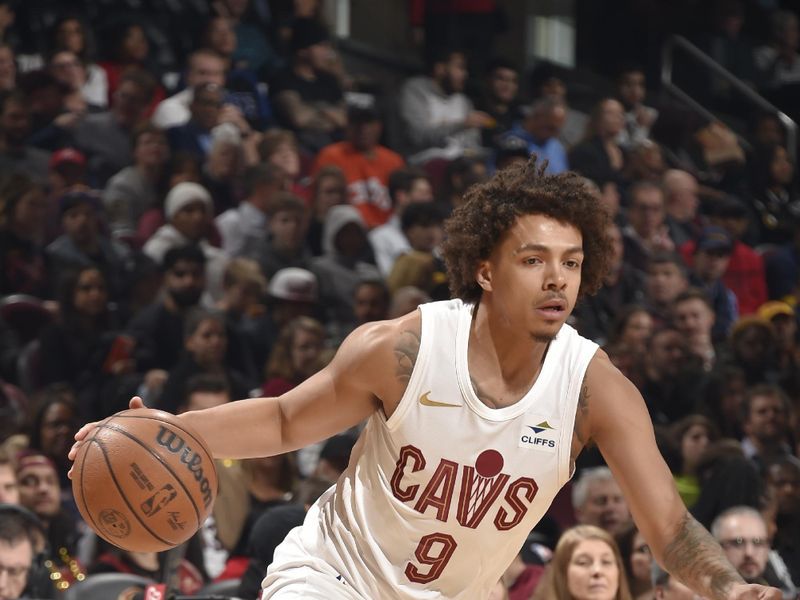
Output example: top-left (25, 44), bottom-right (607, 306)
top-left (263, 299), bottom-right (598, 599)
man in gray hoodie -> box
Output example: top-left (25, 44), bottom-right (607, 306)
top-left (311, 205), bottom-right (380, 342)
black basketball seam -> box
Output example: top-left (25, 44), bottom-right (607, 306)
top-left (93, 435), bottom-right (175, 547)
top-left (96, 422), bottom-right (202, 526)
top-left (110, 414), bottom-right (214, 458)
top-left (77, 438), bottom-right (105, 542)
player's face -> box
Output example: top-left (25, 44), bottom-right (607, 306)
top-left (716, 514), bottom-right (769, 579)
top-left (567, 539), bottom-right (620, 600)
top-left (481, 214), bottom-right (582, 342)
top-left (0, 537), bottom-right (32, 600)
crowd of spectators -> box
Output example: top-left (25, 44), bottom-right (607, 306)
top-left (0, 0), bottom-right (798, 599)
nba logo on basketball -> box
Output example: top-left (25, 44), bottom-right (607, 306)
top-left (519, 420), bottom-right (558, 453)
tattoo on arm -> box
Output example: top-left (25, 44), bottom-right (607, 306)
top-left (574, 381), bottom-right (590, 445)
top-left (394, 329), bottom-right (421, 385)
top-left (662, 513), bottom-right (743, 600)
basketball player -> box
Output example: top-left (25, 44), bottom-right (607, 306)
top-left (70, 160), bottom-right (779, 600)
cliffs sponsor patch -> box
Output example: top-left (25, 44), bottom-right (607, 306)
top-left (519, 419), bottom-right (558, 453)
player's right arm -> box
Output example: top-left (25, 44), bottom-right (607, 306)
top-left (70, 313), bottom-right (416, 468)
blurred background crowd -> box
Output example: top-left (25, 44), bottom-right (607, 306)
top-left (0, 0), bottom-right (799, 599)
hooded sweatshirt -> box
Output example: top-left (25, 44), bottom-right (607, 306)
top-left (311, 205), bottom-right (380, 338)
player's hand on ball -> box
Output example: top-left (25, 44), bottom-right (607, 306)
top-left (727, 583), bottom-right (782, 600)
top-left (67, 396), bottom-right (146, 479)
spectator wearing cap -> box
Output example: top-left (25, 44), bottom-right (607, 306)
top-left (216, 163), bottom-right (286, 257)
top-left (255, 267), bottom-right (321, 372)
top-left (45, 189), bottom-right (133, 302)
top-left (499, 97), bottom-right (567, 174)
top-left (313, 99), bottom-right (405, 228)
top-left (688, 226), bottom-right (739, 340)
top-left (681, 195), bottom-right (767, 316)
top-left (0, 90), bottom-right (51, 187)
top-left (473, 57), bottom-right (523, 150)
top-left (494, 137), bottom-right (531, 172)
top-left (311, 205), bottom-right (380, 341)
top-left (47, 147), bottom-right (87, 202)
top-left (398, 47), bottom-right (490, 164)
top-left (143, 181), bottom-right (228, 299)
top-left (270, 18), bottom-right (346, 152)
top-left (242, 192), bottom-right (311, 280)
top-left (103, 123), bottom-right (170, 238)
top-left (70, 68), bottom-right (157, 186)
top-left (368, 167), bottom-right (434, 277)
top-left (757, 301), bottom-right (800, 391)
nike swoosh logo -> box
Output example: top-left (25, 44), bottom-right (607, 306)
top-left (419, 392), bottom-right (462, 408)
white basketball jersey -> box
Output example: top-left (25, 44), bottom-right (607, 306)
top-left (264, 299), bottom-right (599, 599)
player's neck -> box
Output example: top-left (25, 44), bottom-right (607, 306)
top-left (469, 303), bottom-right (550, 388)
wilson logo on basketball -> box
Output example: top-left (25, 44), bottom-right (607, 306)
top-left (155, 426), bottom-right (213, 509)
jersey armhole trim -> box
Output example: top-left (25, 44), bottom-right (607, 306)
top-left (557, 343), bottom-right (599, 486)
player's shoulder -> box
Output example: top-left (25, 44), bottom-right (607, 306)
top-left (336, 310), bottom-right (421, 364)
top-left (585, 349), bottom-right (642, 401)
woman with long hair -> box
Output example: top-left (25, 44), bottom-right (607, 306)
top-left (614, 524), bottom-right (653, 600)
top-left (261, 316), bottom-right (328, 397)
top-left (668, 414), bottom-right (721, 508)
top-left (748, 142), bottom-right (800, 245)
top-left (38, 266), bottom-right (132, 420)
top-left (533, 525), bottom-right (632, 600)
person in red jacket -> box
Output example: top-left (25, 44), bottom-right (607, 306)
top-left (679, 196), bottom-right (767, 315)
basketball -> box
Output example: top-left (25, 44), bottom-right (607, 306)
top-left (71, 408), bottom-right (218, 552)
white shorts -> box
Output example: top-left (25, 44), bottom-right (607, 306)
top-left (261, 527), bottom-right (366, 600)
top-left (261, 563), bottom-right (365, 599)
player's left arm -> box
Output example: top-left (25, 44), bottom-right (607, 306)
top-left (583, 351), bottom-right (780, 600)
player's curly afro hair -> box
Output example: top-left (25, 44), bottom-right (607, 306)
top-left (442, 157), bottom-right (613, 304)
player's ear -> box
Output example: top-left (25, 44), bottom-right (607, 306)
top-left (475, 261), bottom-right (492, 292)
